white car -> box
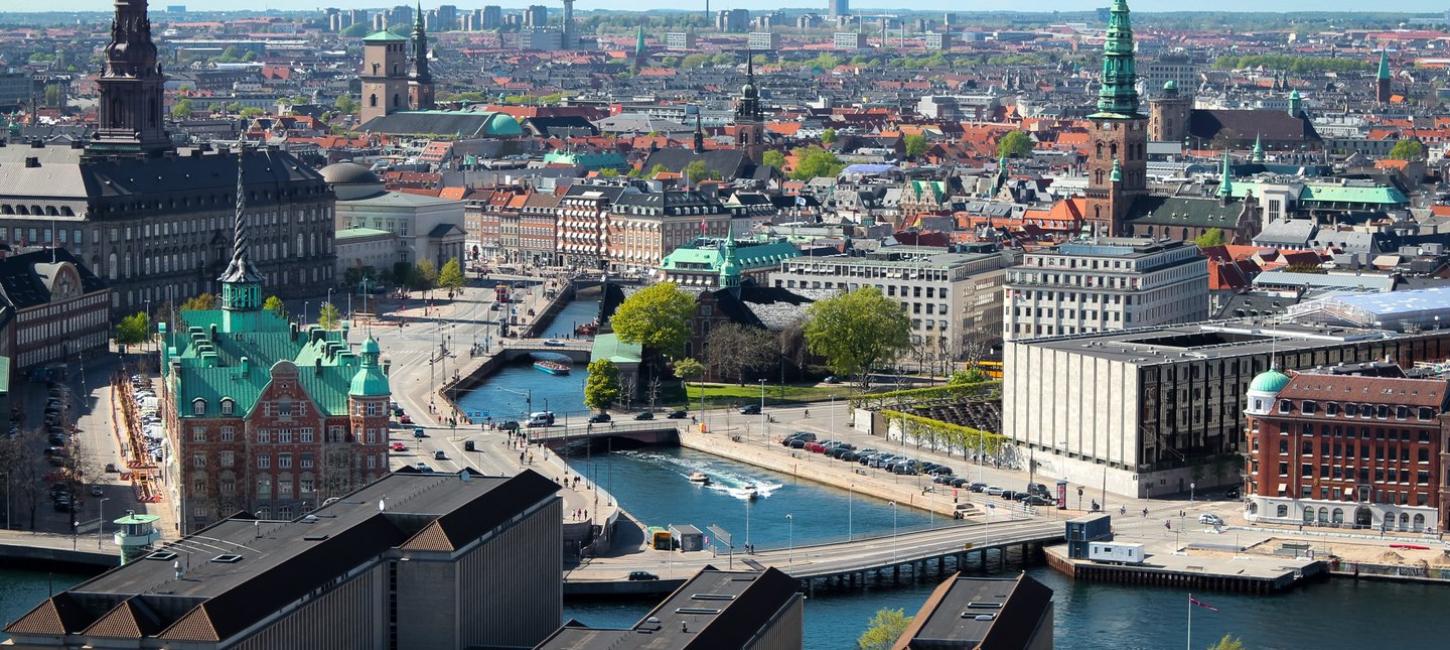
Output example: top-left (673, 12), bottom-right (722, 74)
top-left (1198, 513), bottom-right (1224, 526)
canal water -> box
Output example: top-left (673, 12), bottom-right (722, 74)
top-left (6, 299), bottom-right (1449, 646)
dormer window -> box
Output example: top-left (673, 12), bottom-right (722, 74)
top-left (221, 398), bottom-right (235, 416)
top-left (192, 398), bottom-right (207, 416)
top-left (1302, 401), bottom-right (1317, 414)
top-left (1279, 399), bottom-right (1293, 413)
top-left (1418, 407), bottom-right (1435, 421)
top-left (1326, 402), bottom-right (1339, 416)
top-left (1345, 404), bottom-right (1359, 417)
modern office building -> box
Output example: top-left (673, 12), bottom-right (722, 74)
top-left (748, 31), bottom-right (781, 51)
top-left (1243, 367), bottom-right (1446, 533)
top-left (771, 248), bottom-right (1013, 356)
top-left (1003, 238), bottom-right (1208, 341)
top-left (524, 4), bottom-right (548, 27)
top-left (1142, 53), bottom-right (1199, 97)
top-left (0, 0), bottom-right (335, 315)
top-left (925, 31), bottom-right (954, 51)
top-left (4, 470), bottom-right (563, 650)
top-left (893, 573), bottom-right (1054, 650)
top-left (834, 31), bottom-right (868, 50)
top-left (537, 566), bottom-right (802, 649)
top-left (828, 0), bottom-right (849, 19)
top-left (665, 31), bottom-right (697, 51)
top-left (717, 9), bottom-right (751, 33)
top-left (1003, 321), bottom-right (1450, 497)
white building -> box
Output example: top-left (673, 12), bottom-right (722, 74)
top-left (1004, 238), bottom-right (1207, 341)
top-left (833, 32), bottom-right (867, 50)
top-left (769, 248), bottom-right (1013, 357)
top-left (747, 32), bottom-right (780, 52)
top-left (322, 163), bottom-right (466, 272)
top-left (664, 32), bottom-right (696, 51)
top-left (334, 227), bottom-right (399, 279)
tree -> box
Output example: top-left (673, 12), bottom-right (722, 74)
top-left (413, 258), bottom-right (438, 292)
top-left (1206, 635), bottom-right (1246, 650)
top-left (682, 159), bottom-right (719, 182)
top-left (341, 22), bottom-right (370, 37)
top-left (1193, 228), bottom-right (1227, 248)
top-left (704, 323), bottom-right (774, 385)
top-left (761, 149), bottom-right (786, 170)
top-left (804, 286), bottom-right (911, 389)
top-left (318, 302), bottom-right (341, 330)
top-left (997, 130), bottom-right (1035, 159)
top-left (672, 357), bottom-right (705, 414)
top-left (263, 295), bottom-right (286, 319)
top-left (790, 146), bottom-right (845, 181)
top-left (903, 133), bottom-right (928, 159)
top-left (610, 282), bottom-right (696, 359)
top-left (334, 94), bottom-right (358, 115)
top-left (171, 99), bottom-right (193, 119)
top-left (115, 312), bottom-right (150, 347)
top-left (820, 128), bottom-right (838, 146)
top-left (584, 359), bottom-right (621, 413)
top-left (180, 293), bottom-right (216, 311)
top-left (857, 608), bottom-right (912, 650)
top-left (239, 107), bottom-right (263, 118)
top-left (438, 258), bottom-right (465, 295)
top-left (1388, 138), bottom-right (1424, 161)
top-left (648, 163), bottom-right (671, 179)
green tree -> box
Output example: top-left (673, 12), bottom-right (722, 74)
top-left (584, 359), bottom-right (621, 413)
top-left (413, 258), bottom-right (438, 291)
top-left (949, 368), bottom-right (986, 385)
top-left (804, 286), bottom-right (911, 389)
top-left (115, 312), bottom-right (150, 347)
top-left (239, 107), bottom-right (263, 118)
top-left (682, 159), bottom-right (719, 182)
top-left (598, 167), bottom-right (620, 178)
top-left (180, 293), bottom-right (216, 311)
top-left (317, 302), bottom-right (341, 330)
top-left (857, 608), bottom-right (912, 650)
top-left (1193, 228), bottom-right (1227, 248)
top-left (903, 133), bottom-right (928, 159)
top-left (263, 295), bottom-right (286, 319)
top-left (761, 149), bottom-right (786, 170)
top-left (1389, 138), bottom-right (1425, 161)
top-left (790, 146), bottom-right (845, 181)
top-left (170, 99), bottom-right (193, 119)
top-left (224, 101), bottom-right (243, 113)
top-left (341, 22), bottom-right (370, 37)
top-left (820, 128), bottom-right (837, 146)
top-left (438, 258), bottom-right (465, 294)
top-left (610, 282), bottom-right (696, 359)
top-left (334, 94), bottom-right (358, 115)
top-left (672, 357), bottom-right (705, 414)
top-left (648, 163), bottom-right (671, 179)
top-left (1206, 635), bottom-right (1245, 650)
top-left (997, 130), bottom-right (1035, 159)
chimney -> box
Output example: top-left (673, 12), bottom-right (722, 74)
top-left (315, 358), bottom-right (323, 376)
top-left (382, 359), bottom-right (391, 376)
top-left (290, 323), bottom-right (298, 341)
top-left (23, 157), bottom-right (39, 168)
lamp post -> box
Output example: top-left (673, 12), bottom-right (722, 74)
top-left (97, 497), bottom-right (111, 549)
top-left (495, 387), bottom-right (533, 442)
top-left (744, 498), bottom-right (751, 550)
top-left (889, 501), bottom-right (898, 563)
top-left (786, 513), bottom-right (793, 566)
top-left (757, 378), bottom-right (767, 444)
top-left (847, 483), bottom-right (854, 542)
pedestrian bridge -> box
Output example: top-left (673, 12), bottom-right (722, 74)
top-left (496, 338), bottom-right (593, 363)
top-left (530, 422), bottom-right (681, 448)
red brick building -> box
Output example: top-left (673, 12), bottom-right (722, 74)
top-left (1243, 368), bottom-right (1446, 533)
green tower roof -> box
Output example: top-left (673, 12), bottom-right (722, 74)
top-left (1217, 151), bottom-right (1233, 199)
top-left (349, 337), bottom-right (390, 397)
top-left (1092, 0), bottom-right (1140, 119)
top-left (1109, 158), bottom-right (1122, 183)
top-left (1249, 369), bottom-right (1290, 394)
top-left (1377, 50), bottom-right (1391, 80)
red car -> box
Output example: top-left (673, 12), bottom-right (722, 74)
top-left (390, 442), bottom-right (407, 452)
top-left (804, 442), bottom-right (826, 454)
top-left (400, 414), bottom-right (413, 424)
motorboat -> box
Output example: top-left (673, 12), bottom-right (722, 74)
top-left (740, 484), bottom-right (759, 500)
top-left (688, 471), bottom-right (710, 485)
top-left (532, 360), bottom-right (571, 375)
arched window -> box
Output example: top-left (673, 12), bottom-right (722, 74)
top-left (1302, 507), bottom-right (1314, 523)
top-left (193, 398), bottom-right (207, 416)
top-left (1110, 143), bottom-right (1118, 157)
top-left (1331, 508), bottom-right (1344, 525)
top-left (1400, 512), bottom-right (1410, 529)
top-left (1413, 513), bottom-right (1425, 531)
top-left (297, 233), bottom-right (305, 259)
top-left (1276, 504), bottom-right (1288, 518)
top-left (107, 253), bottom-right (117, 280)
top-left (220, 398), bottom-right (235, 416)
top-left (1248, 501), bottom-right (1259, 515)
top-left (1317, 507), bottom-right (1329, 523)
top-left (1095, 142), bottom-right (1103, 158)
top-left (369, 94), bottom-right (378, 107)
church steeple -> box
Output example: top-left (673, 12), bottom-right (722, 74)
top-left (633, 24), bottom-right (646, 71)
top-left (736, 51), bottom-right (762, 123)
top-left (1252, 133), bottom-right (1265, 163)
top-left (219, 158), bottom-right (264, 313)
top-left (719, 233), bottom-right (742, 294)
top-left (93, 0), bottom-right (170, 153)
top-left (1093, 0), bottom-right (1140, 118)
top-left (1217, 151), bottom-right (1234, 200)
top-left (412, 2), bottom-right (430, 82)
top-left (693, 113), bottom-right (705, 154)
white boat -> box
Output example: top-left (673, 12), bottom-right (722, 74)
top-left (688, 471), bottom-right (710, 485)
top-left (740, 484), bottom-right (759, 500)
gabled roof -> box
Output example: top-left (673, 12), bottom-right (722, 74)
top-left (1126, 195), bottom-right (1246, 229)
top-left (1189, 108), bottom-right (1320, 143)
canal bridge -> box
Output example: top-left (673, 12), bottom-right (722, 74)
top-left (495, 338), bottom-right (593, 363)
top-left (563, 518), bottom-right (1064, 595)
top-left (530, 421), bottom-right (680, 448)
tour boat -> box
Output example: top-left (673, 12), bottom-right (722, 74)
top-left (740, 484), bottom-right (759, 500)
top-left (688, 471), bottom-right (710, 485)
top-left (532, 360), bottom-right (571, 376)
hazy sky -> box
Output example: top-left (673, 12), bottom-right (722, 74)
top-left (9, 1), bottom-right (1450, 14)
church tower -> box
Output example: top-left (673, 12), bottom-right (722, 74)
top-left (1376, 50), bottom-right (1392, 104)
top-left (733, 53), bottom-right (766, 162)
top-left (360, 28), bottom-right (410, 124)
top-left (219, 160), bottom-right (265, 332)
top-left (1083, 0), bottom-right (1147, 236)
top-left (1148, 80), bottom-right (1190, 143)
top-left (408, 2), bottom-right (435, 111)
top-left (93, 0), bottom-right (171, 153)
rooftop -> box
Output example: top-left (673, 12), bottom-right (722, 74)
top-left (895, 573), bottom-right (1053, 650)
top-left (1015, 320), bottom-right (1400, 365)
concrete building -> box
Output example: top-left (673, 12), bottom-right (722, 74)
top-left (537, 566), bottom-right (802, 649)
top-left (1004, 238), bottom-right (1208, 341)
top-left (518, 27), bottom-right (564, 51)
top-left (0, 248), bottom-right (111, 372)
top-left (4, 470), bottom-right (562, 650)
top-left (0, 72), bottom-right (33, 112)
top-left (1243, 368), bottom-right (1445, 533)
top-left (834, 31), bottom-right (868, 50)
top-left (925, 31), bottom-right (954, 51)
top-left (665, 31), bottom-right (697, 52)
top-left (717, 9), bottom-right (750, 33)
top-left (893, 573), bottom-right (1054, 650)
top-left (771, 248), bottom-right (1013, 356)
top-left (524, 4), bottom-right (548, 27)
top-left (1003, 321), bottom-right (1450, 497)
top-left (556, 185), bottom-right (625, 270)
top-left (828, 0), bottom-right (849, 19)
top-left (482, 5), bottom-right (502, 28)
top-left (334, 227), bottom-right (399, 280)
top-left (323, 162), bottom-right (466, 272)
top-left (748, 31), bottom-right (781, 52)
top-left (1142, 53), bottom-right (1199, 97)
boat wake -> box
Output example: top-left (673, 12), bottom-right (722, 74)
top-left (620, 450), bottom-right (782, 500)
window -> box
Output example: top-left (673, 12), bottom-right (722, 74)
top-left (220, 426), bottom-right (235, 442)
top-left (300, 478), bottom-right (315, 493)
top-left (192, 453), bottom-right (206, 469)
top-left (300, 454), bottom-right (314, 469)
top-left (192, 427), bottom-right (207, 443)
top-left (193, 399), bottom-right (207, 416)
top-left (279, 429), bottom-right (293, 444)
top-left (257, 429), bottom-right (270, 444)
top-left (279, 453), bottom-right (292, 469)
top-left (366, 402), bottom-right (381, 416)
top-left (256, 475), bottom-right (272, 497)
top-left (257, 454), bottom-right (271, 469)
top-left (220, 398), bottom-right (235, 416)
top-left (1276, 504), bottom-right (1289, 518)
top-left (220, 450), bottom-right (234, 468)
top-left (300, 428), bottom-right (314, 443)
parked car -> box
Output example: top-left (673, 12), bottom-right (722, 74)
top-left (588, 413), bottom-right (611, 424)
top-left (1027, 482), bottom-right (1050, 497)
top-left (1023, 495), bottom-right (1055, 507)
top-left (412, 427), bottom-right (426, 438)
top-left (667, 410), bottom-right (688, 419)
top-left (739, 403), bottom-right (761, 415)
top-left (390, 442), bottom-right (407, 452)
top-left (823, 376), bottom-right (841, 384)
top-left (791, 432), bottom-right (817, 443)
top-left (1198, 513), bottom-right (1224, 526)
top-left (951, 478), bottom-right (971, 489)
top-left (628, 571), bottom-right (658, 581)
top-left (985, 486), bottom-right (1004, 496)
top-left (788, 438), bottom-right (807, 449)
top-left (433, 450), bottom-right (447, 460)
top-left (400, 414), bottom-right (414, 424)
top-left (838, 451), bottom-right (858, 462)
top-left (634, 411), bottom-right (655, 421)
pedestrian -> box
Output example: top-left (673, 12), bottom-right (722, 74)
top-left (1142, 507), bottom-right (1148, 518)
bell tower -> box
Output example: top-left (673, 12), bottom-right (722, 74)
top-left (1082, 0), bottom-right (1147, 236)
top-left (408, 2), bottom-right (435, 111)
top-left (360, 29), bottom-right (410, 124)
top-left (733, 52), bottom-right (766, 162)
top-left (93, 0), bottom-right (171, 153)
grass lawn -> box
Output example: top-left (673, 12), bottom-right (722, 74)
top-left (682, 383), bottom-right (855, 406)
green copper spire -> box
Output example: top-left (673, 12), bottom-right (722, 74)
top-left (412, 1), bottom-right (431, 82)
top-left (635, 24), bottom-right (646, 58)
top-left (1252, 133), bottom-right (1264, 163)
top-left (1377, 50), bottom-right (1391, 80)
top-left (349, 337), bottom-right (390, 397)
top-left (1094, 0), bottom-right (1140, 118)
top-left (1109, 158), bottom-right (1122, 183)
top-left (719, 234), bottom-right (741, 291)
top-left (1217, 151), bottom-right (1233, 199)
top-left (1288, 89), bottom-right (1301, 117)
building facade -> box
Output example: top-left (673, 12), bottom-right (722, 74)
top-left (556, 185), bottom-right (624, 270)
top-left (770, 249), bottom-right (1012, 356)
top-left (1004, 238), bottom-right (1208, 341)
top-left (1243, 369), bottom-right (1445, 533)
top-left (0, 248), bottom-right (111, 371)
top-left (359, 11), bottom-right (434, 126)
top-left (607, 190), bottom-right (736, 273)
top-left (519, 190), bottom-right (561, 267)
top-left (324, 163), bottom-right (466, 271)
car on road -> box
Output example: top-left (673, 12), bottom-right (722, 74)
top-left (627, 571), bottom-right (659, 581)
top-left (434, 450), bottom-right (447, 460)
top-left (588, 413), bottom-right (611, 423)
top-left (1198, 513), bottom-right (1224, 526)
top-left (413, 462), bottom-right (431, 472)
top-left (400, 414), bottom-right (414, 424)
top-left (738, 403), bottom-right (761, 415)
top-left (985, 486), bottom-right (1004, 496)
top-left (413, 427), bottom-right (426, 438)
top-left (951, 478), bottom-right (971, 489)
top-left (544, 339), bottom-right (566, 347)
top-left (498, 420), bottom-right (519, 432)
top-left (823, 376), bottom-right (841, 384)
top-left (969, 482), bottom-right (987, 493)
top-left (634, 411), bottom-right (655, 421)
top-left (390, 442), bottom-right (407, 452)
top-left (667, 409), bottom-right (688, 419)
top-left (1022, 495), bottom-right (1055, 507)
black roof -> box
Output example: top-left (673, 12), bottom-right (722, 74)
top-left (1126, 195), bottom-right (1247, 229)
top-left (523, 116), bottom-right (599, 137)
top-left (0, 247), bottom-right (106, 310)
top-left (1189, 109), bottom-right (1320, 145)
top-left (642, 148), bottom-right (756, 182)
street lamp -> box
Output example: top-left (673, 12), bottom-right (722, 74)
top-left (757, 378), bottom-right (767, 443)
top-left (97, 497), bottom-right (111, 549)
top-left (889, 501), bottom-right (898, 563)
top-left (786, 514), bottom-right (793, 566)
top-left (847, 483), bottom-right (854, 542)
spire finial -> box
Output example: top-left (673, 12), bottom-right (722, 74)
top-left (1218, 150), bottom-right (1234, 199)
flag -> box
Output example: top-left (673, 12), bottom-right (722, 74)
top-left (1189, 595), bottom-right (1218, 612)
top-left (699, 218), bottom-right (706, 234)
